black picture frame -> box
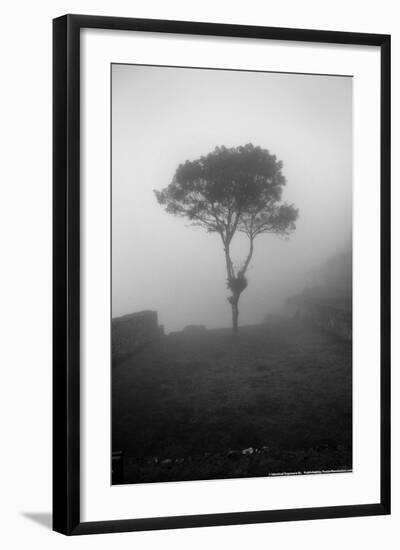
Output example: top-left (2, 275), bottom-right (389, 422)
top-left (53, 14), bottom-right (391, 535)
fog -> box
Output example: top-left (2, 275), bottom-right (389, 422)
top-left (112, 64), bottom-right (352, 333)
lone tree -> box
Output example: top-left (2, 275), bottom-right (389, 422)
top-left (155, 144), bottom-right (298, 334)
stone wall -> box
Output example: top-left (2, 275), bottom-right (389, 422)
top-left (301, 301), bottom-right (352, 341)
top-left (183, 324), bottom-right (207, 334)
top-left (112, 310), bottom-right (160, 364)
top-left (287, 248), bottom-right (352, 341)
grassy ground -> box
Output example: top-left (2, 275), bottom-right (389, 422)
top-left (112, 318), bottom-right (352, 484)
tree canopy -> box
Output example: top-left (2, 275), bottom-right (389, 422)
top-left (155, 144), bottom-right (298, 245)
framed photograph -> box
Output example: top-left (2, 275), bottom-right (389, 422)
top-left (53, 14), bottom-right (390, 535)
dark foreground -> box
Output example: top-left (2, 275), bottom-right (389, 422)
top-left (112, 318), bottom-right (352, 484)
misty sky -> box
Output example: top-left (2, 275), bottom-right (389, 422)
top-left (112, 64), bottom-right (352, 332)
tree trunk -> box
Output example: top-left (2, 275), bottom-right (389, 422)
top-left (231, 295), bottom-right (240, 336)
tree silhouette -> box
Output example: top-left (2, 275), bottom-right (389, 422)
top-left (155, 144), bottom-right (299, 334)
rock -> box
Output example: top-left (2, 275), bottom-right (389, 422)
top-left (175, 458), bottom-right (184, 464)
top-left (161, 458), bottom-right (172, 465)
top-left (241, 447), bottom-right (254, 455)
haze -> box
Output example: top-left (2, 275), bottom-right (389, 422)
top-left (112, 64), bottom-right (352, 333)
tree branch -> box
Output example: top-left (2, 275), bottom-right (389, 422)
top-left (238, 235), bottom-right (254, 277)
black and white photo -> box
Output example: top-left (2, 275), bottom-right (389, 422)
top-left (111, 64), bottom-right (353, 485)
